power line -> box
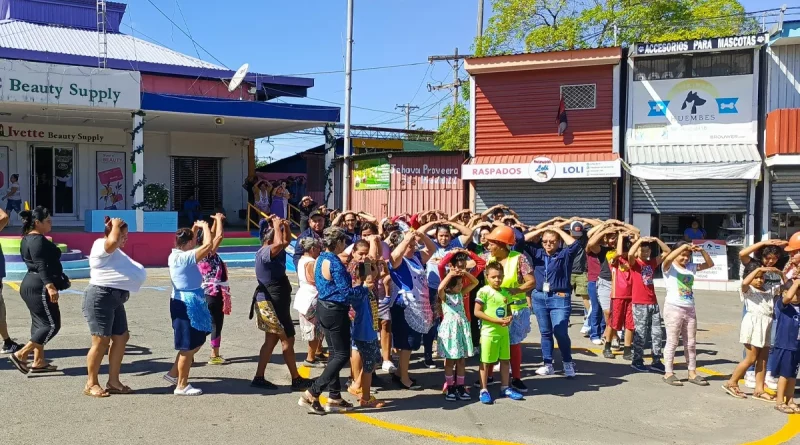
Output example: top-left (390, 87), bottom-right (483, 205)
top-left (278, 61), bottom-right (429, 77)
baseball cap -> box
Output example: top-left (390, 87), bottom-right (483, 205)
top-left (569, 221), bottom-right (584, 236)
top-left (309, 210), bottom-right (325, 219)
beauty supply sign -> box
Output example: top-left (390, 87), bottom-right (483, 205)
top-left (0, 122), bottom-right (127, 145)
top-left (461, 158), bottom-right (621, 180)
top-left (631, 75), bottom-right (756, 143)
top-left (0, 59), bottom-right (140, 109)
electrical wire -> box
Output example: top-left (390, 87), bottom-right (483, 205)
top-left (277, 62), bottom-right (430, 77)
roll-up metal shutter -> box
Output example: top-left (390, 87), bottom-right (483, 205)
top-left (770, 169), bottom-right (800, 213)
top-left (632, 179), bottom-right (748, 214)
top-left (474, 179), bottom-right (613, 225)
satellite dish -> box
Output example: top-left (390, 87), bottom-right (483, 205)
top-left (227, 63), bottom-right (249, 93)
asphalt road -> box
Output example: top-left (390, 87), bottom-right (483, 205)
top-left (0, 268), bottom-right (798, 445)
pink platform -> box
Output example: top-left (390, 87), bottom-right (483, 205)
top-left (50, 232), bottom-right (175, 267)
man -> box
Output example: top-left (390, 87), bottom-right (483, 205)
top-left (183, 195), bottom-right (202, 223)
top-left (296, 196), bottom-right (317, 233)
top-left (0, 207), bottom-right (19, 353)
top-left (293, 210), bottom-right (326, 270)
top-left (569, 221), bottom-right (591, 335)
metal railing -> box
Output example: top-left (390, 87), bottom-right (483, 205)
top-left (245, 203), bottom-right (298, 239)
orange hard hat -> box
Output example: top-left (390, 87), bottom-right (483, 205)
top-left (486, 225), bottom-right (516, 247)
top-left (786, 232), bottom-right (800, 252)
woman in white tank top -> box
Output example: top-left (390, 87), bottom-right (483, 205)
top-left (293, 237), bottom-right (324, 367)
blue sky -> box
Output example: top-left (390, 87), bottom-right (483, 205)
top-left (123, 0), bottom-right (790, 161)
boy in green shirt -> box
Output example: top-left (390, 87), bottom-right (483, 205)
top-left (474, 262), bottom-right (525, 404)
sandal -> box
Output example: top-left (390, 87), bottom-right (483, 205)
top-left (687, 375), bottom-right (709, 386)
top-left (83, 386), bottom-right (110, 398)
top-left (359, 396), bottom-right (386, 408)
top-left (752, 391), bottom-right (776, 403)
top-left (663, 375), bottom-right (683, 386)
top-left (29, 364), bottom-right (58, 374)
top-left (789, 403), bottom-right (800, 414)
top-left (8, 354), bottom-right (28, 375)
top-left (347, 385), bottom-right (362, 397)
top-left (722, 384), bottom-right (747, 399)
top-left (106, 384), bottom-right (134, 395)
top-left (775, 403), bottom-right (795, 414)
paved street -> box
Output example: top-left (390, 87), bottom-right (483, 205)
top-left (1, 268), bottom-right (798, 445)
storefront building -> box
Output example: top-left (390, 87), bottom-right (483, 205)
top-left (624, 34), bottom-right (767, 284)
top-left (463, 48), bottom-right (623, 223)
top-left (762, 20), bottom-right (800, 240)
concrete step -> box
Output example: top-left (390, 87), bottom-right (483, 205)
top-left (224, 253), bottom-right (296, 273)
top-left (218, 252), bottom-right (256, 261)
top-left (6, 267), bottom-right (90, 281)
top-left (6, 259), bottom-right (89, 271)
top-left (4, 249), bottom-right (84, 262)
top-left (217, 245), bottom-right (260, 253)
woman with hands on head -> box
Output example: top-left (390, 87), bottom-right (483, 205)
top-left (661, 241), bottom-right (713, 387)
top-left (197, 213), bottom-right (231, 366)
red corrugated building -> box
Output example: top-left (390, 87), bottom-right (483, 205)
top-left (462, 48), bottom-right (623, 223)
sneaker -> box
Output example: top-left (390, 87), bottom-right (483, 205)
top-left (445, 386), bottom-right (457, 401)
top-left (303, 359), bottom-right (326, 368)
top-left (456, 385), bottom-right (471, 401)
top-left (630, 361), bottom-right (649, 372)
top-left (535, 364), bottom-right (555, 376)
top-left (473, 376), bottom-right (494, 388)
top-left (622, 349), bottom-right (633, 361)
top-left (611, 337), bottom-right (621, 350)
top-left (473, 346), bottom-right (480, 356)
top-left (766, 373), bottom-right (778, 391)
top-left (501, 386), bottom-right (524, 401)
top-left (298, 394), bottom-right (326, 415)
top-left (324, 398), bottom-right (354, 413)
top-left (511, 378), bottom-right (528, 393)
top-left (381, 360), bottom-right (397, 373)
top-left (493, 363), bottom-right (501, 373)
top-left (564, 362), bottom-right (577, 378)
top-left (291, 376), bottom-right (314, 391)
top-left (208, 356), bottom-right (229, 365)
top-left (591, 338), bottom-right (603, 346)
top-left (648, 360), bottom-right (666, 374)
top-left (174, 384), bottom-right (203, 396)
top-left (479, 389), bottom-right (493, 405)
top-left (603, 347), bottom-right (614, 359)
top-left (163, 373), bottom-right (177, 386)
top-left (580, 326), bottom-right (590, 337)
top-left (743, 369), bottom-right (756, 388)
top-left (423, 358), bottom-right (437, 369)
top-left (251, 376), bottom-right (278, 390)
top-left (1, 340), bottom-right (21, 354)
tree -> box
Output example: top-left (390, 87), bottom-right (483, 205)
top-left (476, 0), bottom-right (758, 56)
top-left (255, 159), bottom-right (269, 169)
top-left (434, 82), bottom-right (472, 151)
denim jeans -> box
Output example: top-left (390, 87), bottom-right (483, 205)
top-left (588, 281), bottom-right (606, 341)
top-left (532, 290), bottom-right (573, 364)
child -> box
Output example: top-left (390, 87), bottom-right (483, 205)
top-left (773, 279), bottom-right (800, 414)
top-left (474, 262), bottom-right (524, 404)
top-left (349, 261), bottom-right (386, 408)
top-left (628, 236), bottom-right (671, 373)
top-left (437, 269), bottom-right (478, 401)
top-left (722, 262), bottom-right (783, 401)
top-left (293, 237), bottom-right (325, 367)
top-left (661, 241), bottom-right (714, 386)
top-left (603, 233), bottom-right (634, 360)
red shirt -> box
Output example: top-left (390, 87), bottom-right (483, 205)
top-left (587, 254), bottom-right (601, 282)
top-left (612, 258), bottom-right (633, 299)
top-left (631, 257), bottom-right (658, 305)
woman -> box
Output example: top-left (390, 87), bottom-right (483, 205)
top-left (164, 218), bottom-right (219, 396)
top-left (293, 237), bottom-right (325, 367)
top-left (297, 196), bottom-right (317, 233)
top-left (251, 216), bottom-right (312, 391)
top-left (299, 226), bottom-right (370, 414)
top-left (271, 181), bottom-right (290, 218)
top-left (254, 180), bottom-right (272, 214)
top-left (197, 213), bottom-right (230, 365)
top-left (83, 216), bottom-right (146, 397)
top-left (387, 229), bottom-right (437, 390)
top-left (423, 219), bottom-right (473, 368)
top-left (9, 207), bottom-right (69, 375)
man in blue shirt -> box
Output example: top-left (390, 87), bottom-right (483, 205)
top-left (183, 195), bottom-right (202, 224)
top-left (293, 211), bottom-right (326, 270)
top-left (524, 223), bottom-right (580, 378)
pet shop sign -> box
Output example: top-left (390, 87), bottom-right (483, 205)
top-left (461, 158), bottom-right (621, 180)
top-left (632, 75), bottom-right (756, 143)
top-left (692, 239), bottom-right (729, 282)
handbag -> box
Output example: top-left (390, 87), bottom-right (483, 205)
top-left (54, 273), bottom-right (71, 291)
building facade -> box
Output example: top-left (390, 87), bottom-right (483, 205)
top-left (463, 48), bottom-right (623, 223)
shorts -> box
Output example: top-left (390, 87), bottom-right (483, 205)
top-left (82, 284), bottom-right (129, 337)
top-left (480, 334), bottom-right (510, 364)
top-left (610, 298), bottom-right (634, 331)
top-left (352, 339), bottom-right (382, 373)
top-left (255, 277), bottom-right (295, 338)
top-left (597, 278), bottom-right (612, 311)
top-left (770, 347), bottom-right (800, 379)
top-left (390, 304), bottom-right (422, 351)
top-left (170, 299), bottom-right (208, 351)
top-left (572, 273), bottom-right (588, 296)
top-left (5, 199), bottom-right (20, 213)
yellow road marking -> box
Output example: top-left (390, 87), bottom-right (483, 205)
top-left (6, 281), bottom-right (19, 291)
top-left (740, 415), bottom-right (800, 445)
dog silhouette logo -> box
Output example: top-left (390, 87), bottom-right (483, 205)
top-left (681, 91), bottom-right (706, 115)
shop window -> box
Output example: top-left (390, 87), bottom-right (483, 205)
top-left (170, 157), bottom-right (222, 214)
top-left (634, 50), bottom-right (753, 81)
top-left (560, 84), bottom-right (596, 110)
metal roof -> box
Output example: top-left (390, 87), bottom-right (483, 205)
top-left (626, 143), bottom-right (761, 165)
top-left (471, 153), bottom-right (619, 164)
top-left (0, 19), bottom-right (223, 69)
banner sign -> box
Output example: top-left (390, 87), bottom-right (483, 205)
top-left (353, 157), bottom-right (390, 190)
top-left (692, 239), bottom-right (729, 282)
top-left (0, 59), bottom-right (141, 109)
top-left (461, 159), bottom-right (621, 181)
top-left (96, 151), bottom-right (126, 210)
top-left (631, 75), bottom-right (756, 143)
top-left (0, 122), bottom-right (127, 145)
top-left (634, 34), bottom-right (767, 56)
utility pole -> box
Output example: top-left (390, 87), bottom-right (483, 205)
top-left (342, 0), bottom-right (354, 211)
top-left (477, 0), bottom-right (484, 38)
top-left (428, 48), bottom-right (471, 108)
top-left (396, 103), bottom-right (420, 130)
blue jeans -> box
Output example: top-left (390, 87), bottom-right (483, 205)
top-left (532, 290), bottom-right (573, 364)
top-left (588, 281), bottom-right (605, 341)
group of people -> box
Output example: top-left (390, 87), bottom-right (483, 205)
top-left (1, 202), bottom-right (798, 415)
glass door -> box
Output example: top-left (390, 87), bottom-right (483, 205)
top-left (32, 146), bottom-right (75, 215)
